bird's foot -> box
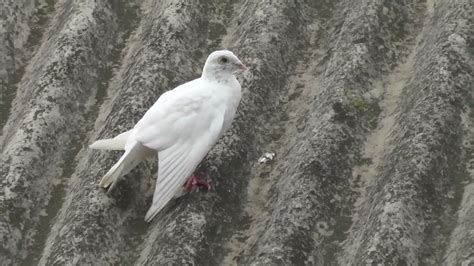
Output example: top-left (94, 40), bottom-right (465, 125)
top-left (184, 172), bottom-right (211, 192)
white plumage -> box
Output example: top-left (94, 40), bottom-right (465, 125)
top-left (90, 50), bottom-right (246, 222)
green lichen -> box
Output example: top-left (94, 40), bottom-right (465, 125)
top-left (350, 97), bottom-right (382, 129)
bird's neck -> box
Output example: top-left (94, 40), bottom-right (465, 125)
top-left (201, 70), bottom-right (234, 83)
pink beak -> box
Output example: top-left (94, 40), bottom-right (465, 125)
top-left (235, 61), bottom-right (248, 71)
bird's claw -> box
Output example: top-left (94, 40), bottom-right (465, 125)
top-left (184, 172), bottom-right (211, 192)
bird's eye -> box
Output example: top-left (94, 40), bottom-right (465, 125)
top-left (219, 56), bottom-right (228, 64)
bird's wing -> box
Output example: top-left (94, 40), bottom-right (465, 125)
top-left (144, 113), bottom-right (224, 222)
top-left (131, 79), bottom-right (225, 221)
top-left (133, 79), bottom-right (211, 150)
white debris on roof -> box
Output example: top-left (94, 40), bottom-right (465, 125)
top-left (258, 152), bottom-right (275, 164)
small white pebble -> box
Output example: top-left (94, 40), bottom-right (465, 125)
top-left (258, 152), bottom-right (276, 164)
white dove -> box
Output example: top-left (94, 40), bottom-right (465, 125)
top-left (90, 50), bottom-right (246, 222)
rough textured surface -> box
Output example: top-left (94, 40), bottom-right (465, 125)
top-left (0, 0), bottom-right (472, 265)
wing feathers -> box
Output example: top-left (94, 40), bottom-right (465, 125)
top-left (144, 113), bottom-right (225, 222)
top-left (145, 144), bottom-right (194, 222)
top-left (159, 145), bottom-right (188, 179)
top-left (158, 147), bottom-right (194, 199)
top-left (158, 158), bottom-right (194, 201)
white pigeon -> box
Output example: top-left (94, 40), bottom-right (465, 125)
top-left (90, 50), bottom-right (246, 222)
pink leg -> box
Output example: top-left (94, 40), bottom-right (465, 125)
top-left (183, 172), bottom-right (211, 192)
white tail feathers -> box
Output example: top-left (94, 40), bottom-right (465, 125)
top-left (89, 130), bottom-right (132, 150)
top-left (99, 141), bottom-right (154, 189)
top-left (90, 139), bottom-right (125, 150)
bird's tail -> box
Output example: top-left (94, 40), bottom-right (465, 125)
top-left (90, 130), bottom-right (132, 150)
top-left (99, 141), bottom-right (152, 189)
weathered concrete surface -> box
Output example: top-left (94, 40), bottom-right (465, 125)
top-left (0, 0), bottom-right (473, 265)
top-left (0, 0), bottom-right (118, 264)
top-left (0, 0), bottom-right (37, 131)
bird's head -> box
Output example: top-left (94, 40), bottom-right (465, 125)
top-left (202, 50), bottom-right (247, 80)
